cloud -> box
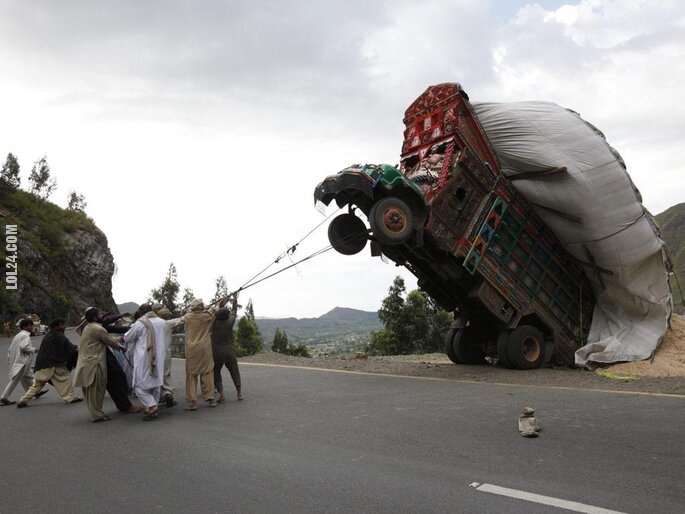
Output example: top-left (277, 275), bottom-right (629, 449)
top-left (0, 1), bottom-right (682, 317)
top-left (490, 0), bottom-right (685, 211)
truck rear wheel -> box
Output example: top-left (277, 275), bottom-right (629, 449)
top-left (496, 330), bottom-right (514, 369)
top-left (328, 213), bottom-right (368, 255)
top-left (507, 326), bottom-right (545, 370)
top-left (450, 328), bottom-right (485, 365)
top-left (370, 197), bottom-right (414, 245)
top-left (444, 328), bottom-right (459, 364)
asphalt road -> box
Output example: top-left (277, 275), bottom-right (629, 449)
top-left (0, 334), bottom-right (683, 513)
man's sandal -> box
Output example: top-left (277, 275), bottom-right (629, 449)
top-left (143, 408), bottom-right (158, 421)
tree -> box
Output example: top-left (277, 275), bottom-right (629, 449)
top-left (0, 153), bottom-right (20, 188)
top-left (378, 276), bottom-right (406, 328)
top-left (244, 299), bottom-right (255, 321)
top-left (427, 301), bottom-right (452, 353)
top-left (67, 190), bottom-right (87, 212)
top-left (272, 328), bottom-right (288, 353)
top-left (150, 263), bottom-right (181, 315)
top-left (235, 298), bottom-right (263, 356)
top-left (235, 316), bottom-right (263, 356)
top-left (369, 275), bottom-right (452, 356)
top-left (179, 287), bottom-right (195, 314)
top-left (28, 156), bottom-right (57, 199)
top-left (212, 275), bottom-right (228, 304)
top-left (286, 343), bottom-right (311, 358)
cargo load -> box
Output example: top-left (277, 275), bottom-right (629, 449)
top-left (472, 101), bottom-right (671, 365)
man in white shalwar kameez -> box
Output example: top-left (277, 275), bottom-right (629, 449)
top-left (123, 305), bottom-right (167, 420)
top-left (1, 319), bottom-right (43, 405)
top-left (152, 303), bottom-right (182, 408)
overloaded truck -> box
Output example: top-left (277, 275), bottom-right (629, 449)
top-left (314, 83), bottom-right (595, 369)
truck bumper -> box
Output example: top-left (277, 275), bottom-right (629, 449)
top-left (314, 171), bottom-right (375, 207)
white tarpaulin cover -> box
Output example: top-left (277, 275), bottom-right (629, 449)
top-left (472, 101), bottom-right (672, 366)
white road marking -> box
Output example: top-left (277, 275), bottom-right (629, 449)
top-left (469, 482), bottom-right (627, 514)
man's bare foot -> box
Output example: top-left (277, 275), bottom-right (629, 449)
top-left (218, 393), bottom-right (225, 403)
top-left (124, 405), bottom-right (143, 413)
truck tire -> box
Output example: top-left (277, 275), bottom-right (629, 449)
top-left (370, 197), bottom-right (414, 245)
top-left (328, 213), bottom-right (368, 255)
top-left (496, 330), bottom-right (514, 369)
top-left (444, 328), bottom-right (459, 364)
top-left (507, 326), bottom-right (545, 370)
top-left (452, 328), bottom-right (485, 365)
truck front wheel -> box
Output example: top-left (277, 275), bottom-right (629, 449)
top-left (370, 197), bottom-right (414, 245)
top-left (507, 326), bottom-right (545, 369)
top-left (328, 213), bottom-right (368, 255)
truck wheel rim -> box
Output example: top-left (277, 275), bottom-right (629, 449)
top-left (522, 337), bottom-right (541, 361)
top-left (382, 207), bottom-right (408, 234)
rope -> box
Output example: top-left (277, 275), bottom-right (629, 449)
top-left (236, 207), bottom-right (341, 291)
top-left (201, 208), bottom-right (351, 307)
top-left (234, 227), bottom-right (369, 294)
top-left (238, 245), bottom-right (334, 292)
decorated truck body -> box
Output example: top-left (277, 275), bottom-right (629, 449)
top-left (314, 83), bottom-right (595, 369)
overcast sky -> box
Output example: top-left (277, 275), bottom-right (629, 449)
top-left (1, 0), bottom-right (683, 318)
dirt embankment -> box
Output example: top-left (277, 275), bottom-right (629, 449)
top-left (241, 316), bottom-right (685, 395)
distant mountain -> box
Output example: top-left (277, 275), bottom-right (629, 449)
top-left (319, 306), bottom-right (380, 323)
top-left (655, 203), bottom-right (685, 310)
top-left (117, 301), bottom-right (139, 314)
top-left (254, 307), bottom-right (381, 350)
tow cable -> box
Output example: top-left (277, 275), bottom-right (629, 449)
top-left (208, 207), bottom-right (375, 303)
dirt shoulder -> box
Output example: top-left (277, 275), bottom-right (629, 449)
top-left (241, 315), bottom-right (685, 396)
top-left (240, 352), bottom-right (684, 395)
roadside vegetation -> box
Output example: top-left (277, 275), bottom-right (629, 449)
top-left (368, 276), bottom-right (452, 356)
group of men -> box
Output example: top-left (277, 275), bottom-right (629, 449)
top-left (1, 294), bottom-right (243, 422)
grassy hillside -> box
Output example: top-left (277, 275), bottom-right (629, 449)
top-left (0, 181), bottom-right (117, 322)
top-left (655, 203), bottom-right (685, 308)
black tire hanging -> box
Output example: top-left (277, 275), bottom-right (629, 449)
top-left (451, 328), bottom-right (485, 365)
top-left (507, 325), bottom-right (546, 370)
top-left (369, 197), bottom-right (414, 245)
top-left (327, 213), bottom-right (368, 255)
